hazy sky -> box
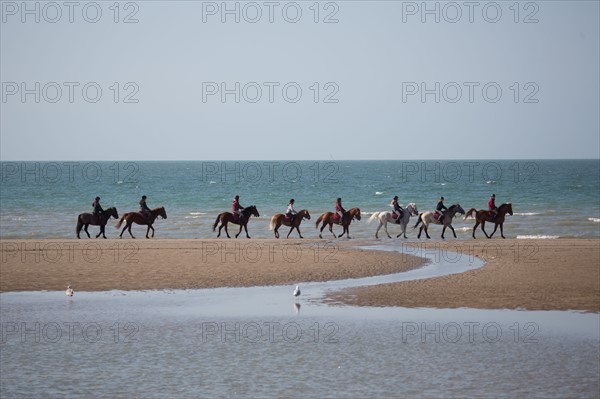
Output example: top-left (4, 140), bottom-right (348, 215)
top-left (1, 1), bottom-right (598, 160)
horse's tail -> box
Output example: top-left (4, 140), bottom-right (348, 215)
top-left (212, 214), bottom-right (221, 232)
top-left (413, 213), bottom-right (423, 229)
top-left (368, 212), bottom-right (380, 224)
top-left (115, 215), bottom-right (125, 229)
top-left (464, 208), bottom-right (477, 220)
top-left (269, 215), bottom-right (276, 231)
top-left (315, 214), bottom-right (324, 229)
top-left (76, 215), bottom-right (83, 235)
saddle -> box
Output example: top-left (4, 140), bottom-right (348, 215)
top-left (392, 210), bottom-right (403, 223)
top-left (284, 214), bottom-right (294, 223)
top-left (232, 213), bottom-right (241, 223)
top-left (92, 213), bottom-right (99, 224)
top-left (434, 211), bottom-right (443, 222)
top-left (332, 213), bottom-right (342, 224)
top-left (138, 211), bottom-right (150, 222)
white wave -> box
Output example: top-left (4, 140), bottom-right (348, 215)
top-left (486, 180), bottom-right (496, 184)
top-left (457, 226), bottom-right (471, 232)
top-left (375, 192), bottom-right (384, 195)
top-left (189, 212), bottom-right (207, 215)
top-left (588, 218), bottom-right (600, 223)
top-left (209, 181), bottom-right (216, 184)
top-left (517, 235), bottom-right (559, 239)
top-left (117, 180), bottom-right (123, 184)
top-left (514, 212), bottom-right (540, 216)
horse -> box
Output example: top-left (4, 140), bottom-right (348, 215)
top-left (368, 203), bottom-right (419, 239)
top-left (315, 207), bottom-right (361, 239)
top-left (413, 204), bottom-right (466, 239)
top-left (269, 209), bottom-right (311, 239)
top-left (76, 207), bottom-right (119, 239)
top-left (115, 207), bottom-right (167, 239)
top-left (464, 203), bottom-right (513, 239)
top-left (213, 205), bottom-right (260, 238)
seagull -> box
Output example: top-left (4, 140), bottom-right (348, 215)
top-left (293, 285), bottom-right (301, 299)
top-left (66, 284), bottom-right (74, 297)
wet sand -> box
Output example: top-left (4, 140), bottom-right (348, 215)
top-left (1, 238), bottom-right (598, 312)
top-left (326, 239), bottom-right (600, 312)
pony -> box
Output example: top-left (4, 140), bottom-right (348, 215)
top-left (464, 203), bottom-right (513, 239)
top-left (315, 208), bottom-right (361, 239)
top-left (116, 207), bottom-right (167, 239)
top-left (76, 207), bottom-right (119, 239)
top-left (213, 205), bottom-right (260, 238)
top-left (368, 203), bottom-right (418, 239)
top-left (413, 204), bottom-right (466, 239)
top-left (269, 209), bottom-right (311, 239)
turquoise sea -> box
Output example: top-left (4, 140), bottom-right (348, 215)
top-left (1, 160), bottom-right (599, 239)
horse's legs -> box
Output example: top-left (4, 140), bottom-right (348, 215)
top-left (417, 226), bottom-right (422, 239)
top-left (295, 226), bottom-right (303, 239)
top-left (489, 223), bottom-right (499, 239)
top-left (243, 223), bottom-right (251, 239)
top-left (235, 223), bottom-right (243, 238)
top-left (441, 225), bottom-right (447, 239)
top-left (449, 225), bottom-right (457, 238)
top-left (328, 223), bottom-right (337, 238)
top-left (472, 221), bottom-right (480, 239)
top-left (274, 223), bottom-right (280, 239)
top-left (84, 224), bottom-right (91, 238)
top-left (480, 221), bottom-right (490, 239)
top-left (286, 226), bottom-right (295, 239)
top-left (374, 222), bottom-right (382, 239)
top-left (383, 221), bottom-right (391, 239)
top-left (499, 223), bottom-right (505, 239)
top-left (424, 223), bottom-right (431, 239)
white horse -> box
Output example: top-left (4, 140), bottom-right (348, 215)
top-left (414, 204), bottom-right (466, 239)
top-left (368, 203), bottom-right (418, 239)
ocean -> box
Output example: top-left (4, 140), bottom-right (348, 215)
top-left (0, 159), bottom-right (599, 239)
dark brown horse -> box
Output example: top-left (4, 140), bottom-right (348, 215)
top-left (213, 205), bottom-right (260, 238)
top-left (269, 209), bottom-right (311, 239)
top-left (76, 207), bottom-right (119, 239)
top-left (315, 207), bottom-right (361, 239)
top-left (116, 207), bottom-right (167, 239)
top-left (464, 203), bottom-right (513, 239)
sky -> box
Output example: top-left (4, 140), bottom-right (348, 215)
top-left (1, 0), bottom-right (599, 161)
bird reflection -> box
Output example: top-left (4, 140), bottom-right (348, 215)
top-left (293, 302), bottom-right (301, 315)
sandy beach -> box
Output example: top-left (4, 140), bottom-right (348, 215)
top-left (1, 238), bottom-right (598, 312)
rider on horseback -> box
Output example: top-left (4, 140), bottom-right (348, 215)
top-left (390, 195), bottom-right (403, 223)
top-left (335, 198), bottom-right (346, 222)
top-left (139, 195), bottom-right (151, 220)
top-left (488, 194), bottom-right (498, 219)
top-left (92, 196), bottom-right (103, 223)
top-left (286, 198), bottom-right (297, 223)
top-left (233, 195), bottom-right (245, 221)
top-left (436, 196), bottom-right (447, 222)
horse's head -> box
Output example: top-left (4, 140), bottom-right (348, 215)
top-left (301, 209), bottom-right (311, 220)
top-left (502, 203), bottom-right (513, 216)
top-left (350, 208), bottom-right (361, 221)
top-left (406, 203), bottom-right (418, 216)
top-left (108, 207), bottom-right (119, 219)
top-left (246, 205), bottom-right (260, 218)
top-left (157, 207), bottom-right (167, 219)
top-left (451, 204), bottom-right (466, 215)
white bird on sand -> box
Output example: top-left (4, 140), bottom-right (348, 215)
top-left (66, 284), bottom-right (74, 297)
top-left (293, 285), bottom-right (301, 299)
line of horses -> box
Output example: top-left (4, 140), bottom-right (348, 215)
top-left (76, 202), bottom-right (513, 240)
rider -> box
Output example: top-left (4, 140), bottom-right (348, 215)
top-left (139, 195), bottom-right (151, 220)
top-left (92, 196), bottom-right (103, 222)
top-left (436, 196), bottom-right (448, 222)
top-left (488, 193), bottom-right (498, 218)
top-left (335, 198), bottom-right (346, 222)
top-left (232, 195), bottom-right (245, 220)
top-left (286, 198), bottom-right (297, 223)
top-left (390, 195), bottom-right (403, 223)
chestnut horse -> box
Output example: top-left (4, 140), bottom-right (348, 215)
top-left (464, 203), bottom-right (513, 239)
top-left (315, 207), bottom-right (361, 239)
top-left (213, 205), bottom-right (260, 238)
top-left (413, 204), bottom-right (466, 239)
top-left (269, 209), bottom-right (311, 239)
top-left (76, 207), bottom-right (119, 239)
top-left (116, 207), bottom-right (167, 239)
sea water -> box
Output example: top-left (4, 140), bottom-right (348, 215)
top-left (1, 160), bottom-right (599, 239)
